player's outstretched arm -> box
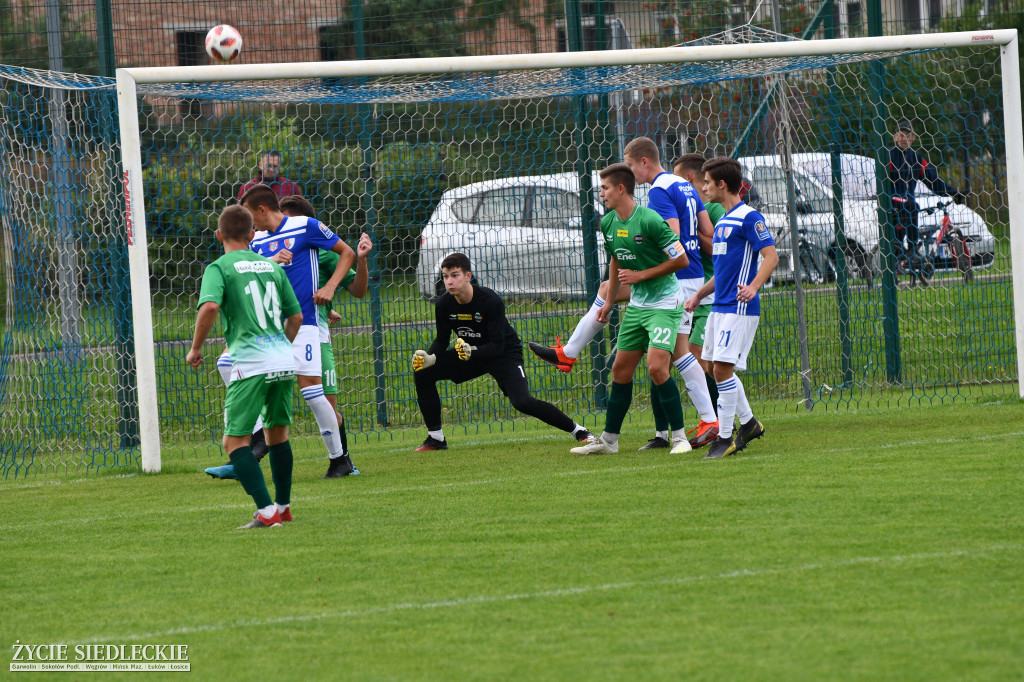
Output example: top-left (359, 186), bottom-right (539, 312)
top-left (347, 233), bottom-right (372, 299)
top-left (316, 239), bottom-right (356, 305)
top-left (186, 302), bottom-right (220, 369)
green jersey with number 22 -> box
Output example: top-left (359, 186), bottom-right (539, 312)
top-left (601, 204), bottom-right (685, 309)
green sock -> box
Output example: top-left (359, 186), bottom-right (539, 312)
top-left (229, 446), bottom-right (272, 509)
top-left (652, 379), bottom-right (686, 432)
top-left (268, 441), bottom-right (293, 507)
top-left (650, 379), bottom-right (668, 433)
top-left (705, 371), bottom-right (719, 416)
top-left (605, 381), bottom-right (633, 435)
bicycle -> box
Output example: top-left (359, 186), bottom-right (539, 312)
top-left (893, 199), bottom-right (974, 285)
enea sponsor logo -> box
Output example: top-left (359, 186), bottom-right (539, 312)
top-left (614, 248), bottom-right (637, 261)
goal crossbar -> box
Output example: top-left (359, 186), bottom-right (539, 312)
top-left (118, 30), bottom-right (1017, 84)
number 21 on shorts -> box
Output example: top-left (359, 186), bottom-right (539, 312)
top-left (717, 330), bottom-right (732, 348)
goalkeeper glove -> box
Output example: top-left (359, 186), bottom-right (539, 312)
top-left (412, 350), bottom-right (436, 372)
top-left (455, 336), bottom-right (472, 361)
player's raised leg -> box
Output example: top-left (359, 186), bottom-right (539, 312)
top-left (529, 280), bottom-right (631, 372)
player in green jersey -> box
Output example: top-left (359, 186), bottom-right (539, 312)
top-left (281, 195), bottom-right (372, 478)
top-left (571, 164), bottom-right (692, 456)
top-left (187, 205), bottom-right (303, 529)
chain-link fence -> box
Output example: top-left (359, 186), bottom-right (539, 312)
top-left (1, 7), bottom-right (1020, 477)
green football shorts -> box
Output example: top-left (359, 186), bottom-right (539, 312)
top-left (615, 305), bottom-right (686, 353)
top-left (321, 342), bottom-right (338, 396)
top-left (223, 371), bottom-right (294, 436)
top-left (690, 304), bottom-right (712, 349)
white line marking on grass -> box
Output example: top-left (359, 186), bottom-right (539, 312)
top-left (67, 543), bottom-right (1020, 645)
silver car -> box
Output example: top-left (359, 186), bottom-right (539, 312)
top-left (417, 172), bottom-right (650, 301)
top-left (737, 153), bottom-right (996, 284)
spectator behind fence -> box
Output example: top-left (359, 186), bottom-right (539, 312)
top-left (237, 151), bottom-right (302, 201)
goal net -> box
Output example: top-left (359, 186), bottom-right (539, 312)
top-left (1, 30), bottom-right (1021, 476)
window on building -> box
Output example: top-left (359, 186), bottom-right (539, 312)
top-left (928, 0), bottom-right (942, 28)
top-left (556, 13), bottom-right (619, 51)
top-left (902, 0), bottom-right (922, 31)
top-left (319, 24), bottom-right (355, 62)
top-left (175, 31), bottom-right (206, 117)
top-left (847, 2), bottom-right (863, 37)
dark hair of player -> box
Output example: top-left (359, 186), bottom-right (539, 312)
top-left (280, 195), bottom-right (316, 220)
top-left (238, 184), bottom-right (281, 212)
top-left (623, 136), bottom-right (660, 165)
top-left (441, 252), bottom-right (472, 274)
top-left (218, 204), bottom-right (253, 242)
top-left (702, 156), bottom-right (743, 194)
top-left (599, 163), bottom-right (636, 196)
top-left (673, 153), bottom-right (707, 178)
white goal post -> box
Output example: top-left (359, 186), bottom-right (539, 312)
top-left (115, 29), bottom-right (1024, 473)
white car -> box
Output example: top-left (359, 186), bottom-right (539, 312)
top-left (416, 173), bottom-right (649, 301)
top-left (737, 153), bottom-right (996, 284)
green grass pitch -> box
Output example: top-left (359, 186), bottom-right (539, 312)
top-left (3, 398), bottom-right (1023, 680)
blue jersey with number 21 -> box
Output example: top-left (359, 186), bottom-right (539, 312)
top-left (711, 202), bottom-right (774, 317)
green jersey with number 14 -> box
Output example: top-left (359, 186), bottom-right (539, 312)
top-left (198, 250), bottom-right (301, 379)
top-left (601, 204), bottom-right (685, 309)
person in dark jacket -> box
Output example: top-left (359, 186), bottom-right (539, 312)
top-left (888, 120), bottom-right (968, 285)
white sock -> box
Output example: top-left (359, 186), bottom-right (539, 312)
top-left (671, 427), bottom-right (687, 441)
top-left (275, 502), bottom-right (289, 513)
top-left (428, 429), bottom-right (445, 441)
top-left (258, 504), bottom-right (277, 519)
top-left (572, 423), bottom-right (588, 436)
top-left (716, 378), bottom-right (738, 439)
top-left (563, 296), bottom-right (609, 358)
top-left (675, 353), bottom-right (717, 422)
top-left (656, 430), bottom-right (668, 440)
top-left (601, 431), bottom-right (619, 445)
top-left (216, 352), bottom-right (233, 386)
top-left (734, 375), bottom-right (754, 425)
top-left (301, 385), bottom-right (343, 458)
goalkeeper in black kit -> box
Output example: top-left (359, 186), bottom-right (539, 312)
top-left (411, 252), bottom-right (593, 451)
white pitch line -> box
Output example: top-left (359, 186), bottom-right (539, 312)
top-left (65, 543), bottom-right (1020, 646)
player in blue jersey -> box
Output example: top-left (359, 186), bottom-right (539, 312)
top-left (684, 157), bottom-right (778, 460)
top-left (623, 137), bottom-right (719, 450)
top-left (208, 184), bottom-right (357, 480)
top-left (281, 194), bottom-right (371, 477)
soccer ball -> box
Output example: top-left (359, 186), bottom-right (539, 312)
top-left (205, 25), bottom-right (242, 63)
